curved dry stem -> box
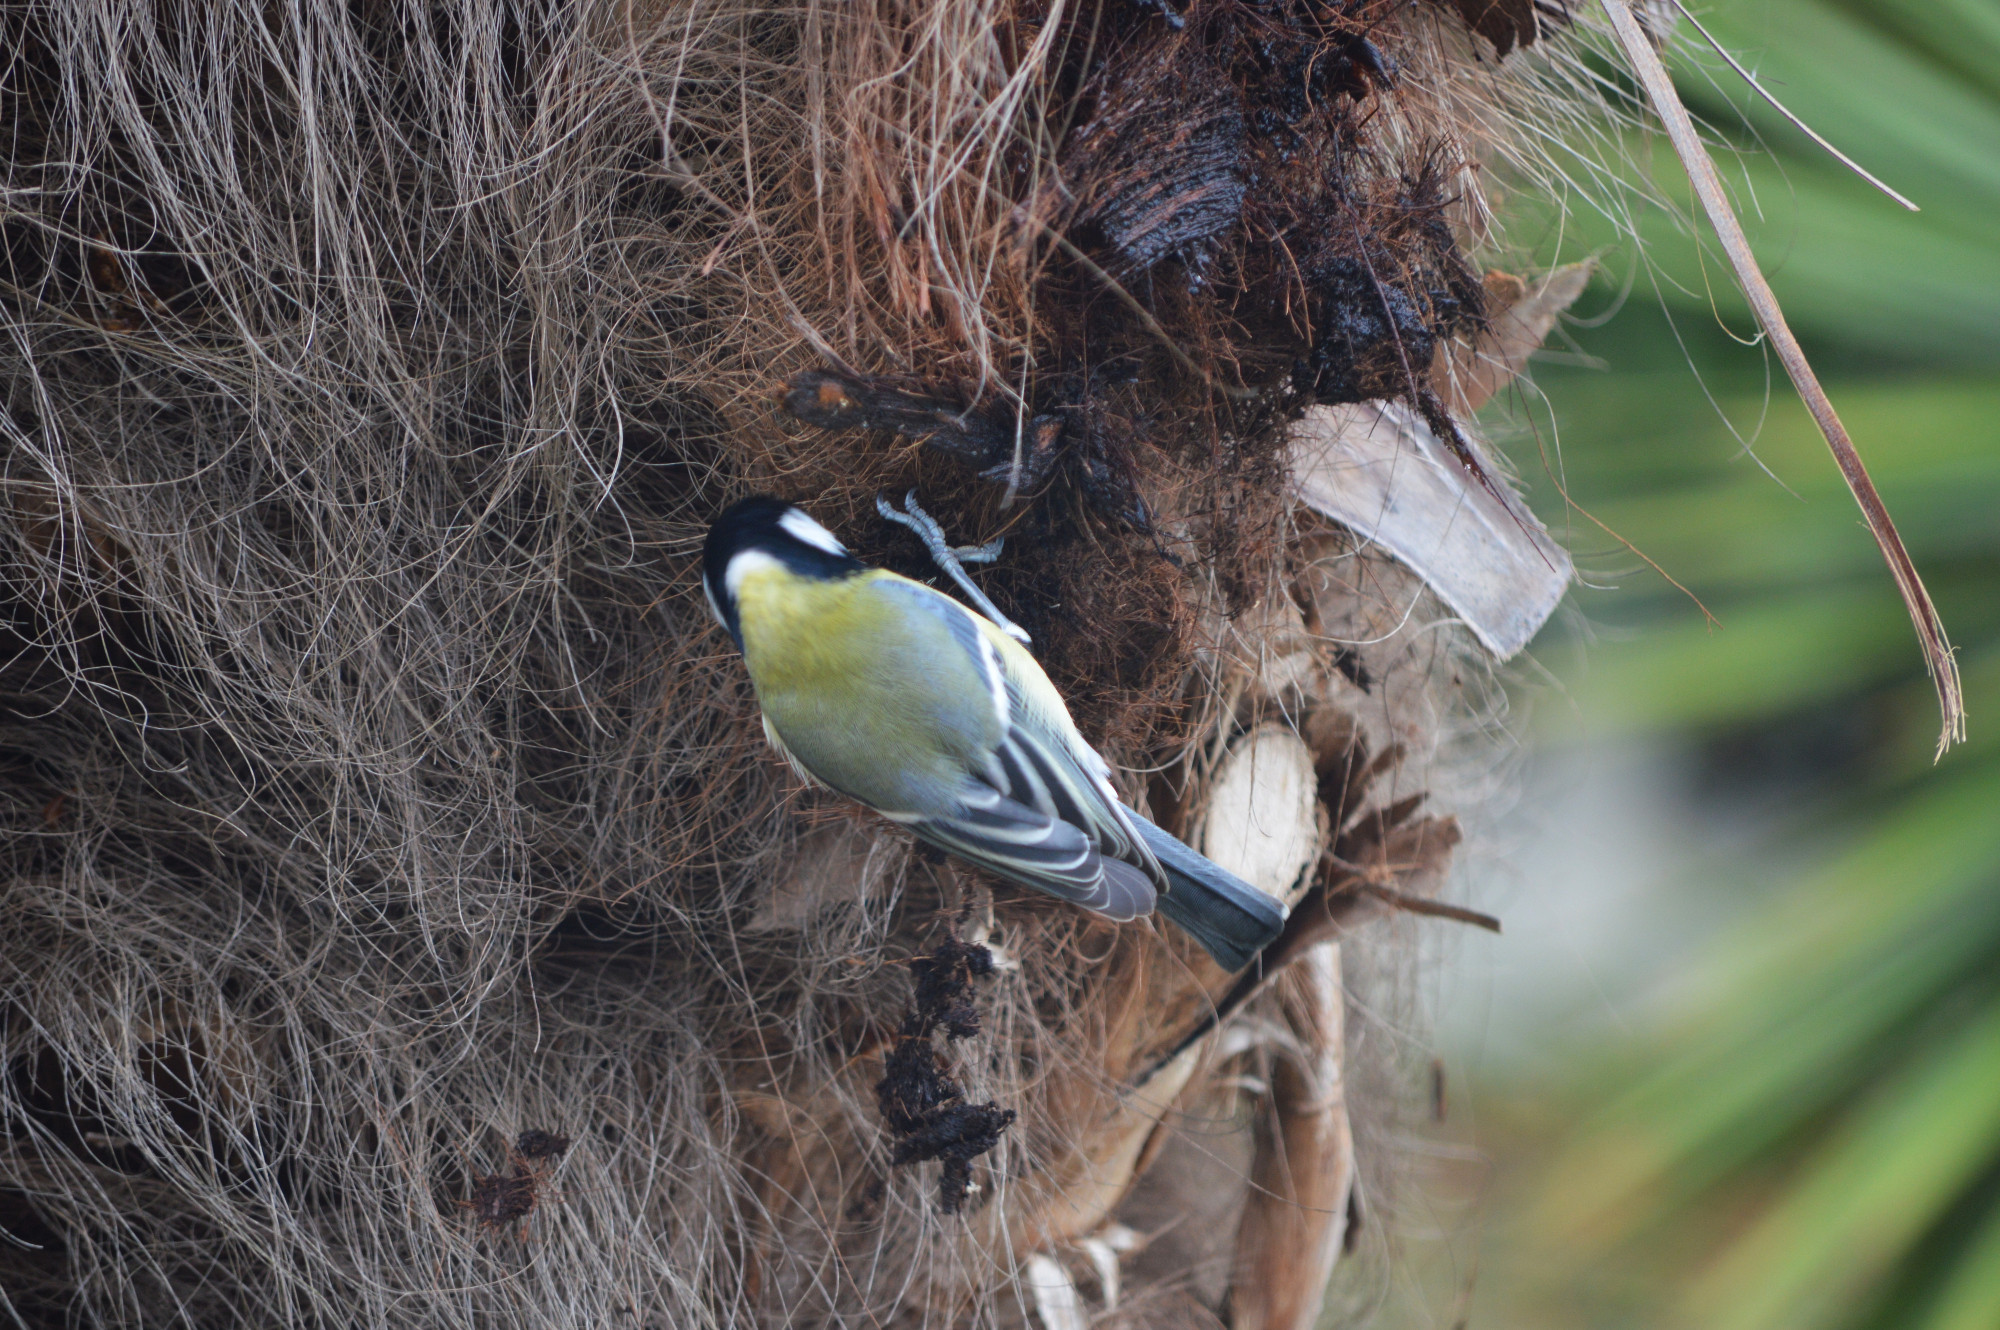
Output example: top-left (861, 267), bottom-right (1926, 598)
top-left (1600, 0), bottom-right (1965, 759)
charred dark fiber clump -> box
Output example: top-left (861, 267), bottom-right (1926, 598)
top-left (0, 0), bottom-right (1614, 1324)
top-left (1041, 0), bottom-right (1489, 415)
top-left (779, 0), bottom-right (1492, 653)
top-left (463, 1129), bottom-right (572, 1239)
top-left (876, 931), bottom-right (1014, 1214)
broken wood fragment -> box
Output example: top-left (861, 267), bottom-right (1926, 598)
top-left (1433, 261), bottom-right (1595, 416)
top-left (1059, 36), bottom-right (1246, 275)
top-left (1229, 943), bottom-right (1354, 1330)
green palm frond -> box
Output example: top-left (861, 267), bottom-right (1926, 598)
top-left (1510, 0), bottom-right (2000, 366)
top-left (1477, 4), bottom-right (2000, 1328)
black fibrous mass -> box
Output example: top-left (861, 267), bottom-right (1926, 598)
top-left (875, 929), bottom-right (1013, 1214)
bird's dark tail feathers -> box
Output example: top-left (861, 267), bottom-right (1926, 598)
top-left (1134, 817), bottom-right (1288, 972)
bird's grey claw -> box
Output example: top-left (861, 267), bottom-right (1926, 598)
top-left (874, 490), bottom-right (1032, 648)
top-left (953, 537), bottom-right (1005, 565)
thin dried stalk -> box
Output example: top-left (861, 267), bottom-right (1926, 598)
top-left (1600, 0), bottom-right (1965, 758)
top-left (1664, 0), bottom-right (1917, 212)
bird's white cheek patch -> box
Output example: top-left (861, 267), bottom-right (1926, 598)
top-left (778, 508), bottom-right (847, 556)
top-left (724, 549), bottom-right (785, 599)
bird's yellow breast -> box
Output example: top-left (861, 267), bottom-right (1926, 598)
top-left (731, 565), bottom-right (997, 812)
top-left (733, 564), bottom-right (895, 695)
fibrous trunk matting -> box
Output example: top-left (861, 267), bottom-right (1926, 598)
top-left (0, 2), bottom-right (1593, 1326)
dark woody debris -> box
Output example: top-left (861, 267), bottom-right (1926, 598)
top-left (875, 929), bottom-right (1014, 1214)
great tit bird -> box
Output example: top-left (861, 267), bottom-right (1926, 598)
top-left (701, 495), bottom-right (1288, 971)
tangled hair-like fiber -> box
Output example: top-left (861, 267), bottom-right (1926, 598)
top-left (0, 1), bottom-right (1641, 1325)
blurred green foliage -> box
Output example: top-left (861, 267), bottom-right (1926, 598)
top-left (1510, 0), bottom-right (2000, 370)
top-left (1460, 2), bottom-right (2000, 1327)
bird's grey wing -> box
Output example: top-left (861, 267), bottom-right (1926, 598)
top-left (903, 784), bottom-right (1154, 921)
top-left (867, 576), bottom-right (1010, 731)
top-left (868, 576), bottom-right (1155, 900)
top-left (986, 673), bottom-right (1150, 867)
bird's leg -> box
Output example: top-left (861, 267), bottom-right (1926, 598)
top-left (876, 490), bottom-right (1032, 646)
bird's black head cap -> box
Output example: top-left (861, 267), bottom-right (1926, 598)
top-left (702, 495), bottom-right (866, 645)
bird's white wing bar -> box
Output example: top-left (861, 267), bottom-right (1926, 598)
top-left (995, 674), bottom-right (1150, 867)
top-left (973, 623), bottom-right (1009, 732)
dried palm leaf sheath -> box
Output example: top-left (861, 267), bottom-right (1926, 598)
top-left (0, 2), bottom-right (1596, 1326)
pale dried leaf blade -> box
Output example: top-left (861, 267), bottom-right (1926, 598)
top-left (1289, 403), bottom-right (1573, 660)
top-left (1025, 1254), bottom-right (1089, 1330)
top-left (1436, 259), bottom-right (1596, 414)
top-left (1227, 943), bottom-right (1353, 1330)
top-left (1598, 0), bottom-right (1965, 758)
